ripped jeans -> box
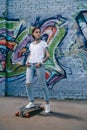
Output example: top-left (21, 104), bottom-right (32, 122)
top-left (26, 63), bottom-right (50, 102)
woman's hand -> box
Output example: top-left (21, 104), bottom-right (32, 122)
top-left (26, 62), bottom-right (31, 67)
top-left (35, 63), bottom-right (42, 68)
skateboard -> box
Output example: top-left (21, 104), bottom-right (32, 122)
top-left (15, 103), bottom-right (44, 118)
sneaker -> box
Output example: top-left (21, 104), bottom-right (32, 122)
top-left (45, 104), bottom-right (50, 113)
top-left (25, 102), bottom-right (35, 109)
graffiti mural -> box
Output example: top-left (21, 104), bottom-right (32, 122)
top-left (75, 10), bottom-right (87, 71)
top-left (68, 10), bottom-right (87, 73)
top-left (76, 10), bottom-right (87, 43)
top-left (0, 9), bottom-right (87, 95)
top-left (0, 15), bottom-right (68, 89)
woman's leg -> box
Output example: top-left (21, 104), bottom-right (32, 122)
top-left (36, 65), bottom-right (50, 103)
top-left (36, 66), bottom-right (50, 113)
top-left (26, 66), bottom-right (35, 102)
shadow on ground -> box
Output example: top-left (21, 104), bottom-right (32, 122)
top-left (39, 111), bottom-right (84, 121)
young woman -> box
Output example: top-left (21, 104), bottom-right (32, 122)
top-left (25, 27), bottom-right (50, 113)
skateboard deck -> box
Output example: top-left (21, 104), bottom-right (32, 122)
top-left (15, 103), bottom-right (44, 118)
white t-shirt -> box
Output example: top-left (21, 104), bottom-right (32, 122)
top-left (26, 40), bottom-right (48, 63)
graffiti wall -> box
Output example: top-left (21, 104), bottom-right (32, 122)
top-left (0, 0), bottom-right (87, 99)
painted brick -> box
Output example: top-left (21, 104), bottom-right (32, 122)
top-left (0, 0), bottom-right (87, 99)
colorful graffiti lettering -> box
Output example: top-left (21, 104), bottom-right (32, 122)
top-left (0, 15), bottom-right (68, 88)
top-left (69, 10), bottom-right (87, 72)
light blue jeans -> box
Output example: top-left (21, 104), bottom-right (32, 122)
top-left (26, 63), bottom-right (50, 102)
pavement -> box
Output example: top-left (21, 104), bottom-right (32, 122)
top-left (0, 97), bottom-right (87, 130)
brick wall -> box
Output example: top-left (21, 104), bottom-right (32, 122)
top-left (0, 0), bottom-right (87, 99)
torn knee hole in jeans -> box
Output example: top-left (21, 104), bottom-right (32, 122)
top-left (26, 83), bottom-right (32, 87)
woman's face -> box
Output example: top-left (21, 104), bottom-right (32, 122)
top-left (32, 28), bottom-right (41, 39)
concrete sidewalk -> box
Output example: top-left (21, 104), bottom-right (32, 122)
top-left (0, 97), bottom-right (87, 130)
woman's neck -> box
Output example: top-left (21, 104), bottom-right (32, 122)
top-left (34, 38), bottom-right (41, 44)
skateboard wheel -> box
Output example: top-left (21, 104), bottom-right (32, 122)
top-left (15, 112), bottom-right (20, 116)
top-left (41, 106), bottom-right (44, 110)
top-left (25, 113), bottom-right (30, 118)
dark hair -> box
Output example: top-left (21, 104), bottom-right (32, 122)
top-left (32, 27), bottom-right (41, 39)
top-left (32, 27), bottom-right (41, 34)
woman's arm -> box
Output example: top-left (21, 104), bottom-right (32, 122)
top-left (43, 47), bottom-right (50, 63)
top-left (26, 52), bottom-right (31, 67)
